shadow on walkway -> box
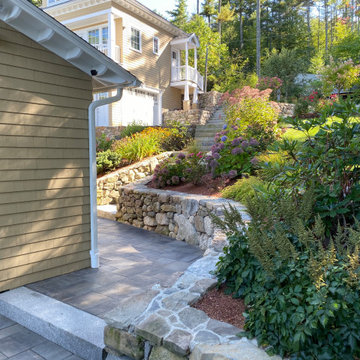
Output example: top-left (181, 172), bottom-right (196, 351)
top-left (27, 218), bottom-right (203, 318)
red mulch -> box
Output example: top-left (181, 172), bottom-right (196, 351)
top-left (150, 176), bottom-right (236, 198)
top-left (193, 285), bottom-right (246, 329)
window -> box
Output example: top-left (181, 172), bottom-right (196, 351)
top-left (88, 29), bottom-right (100, 46)
top-left (153, 37), bottom-right (159, 55)
top-left (130, 27), bottom-right (141, 52)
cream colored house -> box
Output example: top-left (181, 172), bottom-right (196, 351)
top-left (43, 0), bottom-right (204, 127)
top-left (0, 0), bottom-right (139, 291)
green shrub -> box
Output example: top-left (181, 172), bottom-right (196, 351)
top-left (119, 122), bottom-right (146, 139)
top-left (222, 86), bottom-right (281, 150)
top-left (96, 133), bottom-right (113, 152)
top-left (214, 191), bottom-right (360, 359)
top-left (112, 127), bottom-right (171, 163)
top-left (151, 151), bottom-right (207, 188)
top-left (96, 149), bottom-right (122, 174)
top-left (161, 120), bottom-right (194, 151)
top-left (221, 176), bottom-right (274, 202)
top-left (263, 99), bottom-right (360, 234)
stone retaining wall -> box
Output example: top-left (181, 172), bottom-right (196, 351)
top-left (116, 180), bottom-right (249, 251)
top-left (97, 152), bottom-right (174, 205)
top-left (96, 126), bottom-right (124, 140)
top-left (278, 102), bottom-right (295, 118)
top-left (163, 109), bottom-right (212, 126)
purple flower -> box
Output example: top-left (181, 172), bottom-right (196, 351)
top-left (187, 153), bottom-right (194, 158)
top-left (176, 159), bottom-right (181, 164)
top-left (181, 177), bottom-right (186, 182)
top-left (231, 147), bottom-right (243, 155)
top-left (249, 139), bottom-right (259, 147)
top-left (222, 124), bottom-right (227, 130)
top-left (232, 125), bottom-right (239, 130)
top-left (221, 136), bottom-right (228, 142)
top-left (209, 159), bottom-right (219, 168)
top-left (177, 153), bottom-right (186, 159)
top-left (167, 180), bottom-right (171, 185)
top-left (171, 176), bottom-right (180, 185)
top-left (228, 170), bottom-right (238, 179)
top-left (185, 168), bottom-right (192, 173)
top-left (231, 138), bottom-right (241, 146)
top-left (213, 153), bottom-right (220, 159)
top-left (250, 157), bottom-right (259, 165)
top-left (218, 143), bottom-right (225, 150)
top-left (241, 141), bottom-right (249, 149)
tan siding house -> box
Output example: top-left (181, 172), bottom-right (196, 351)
top-left (0, 0), bottom-right (139, 292)
top-left (44, 0), bottom-right (204, 127)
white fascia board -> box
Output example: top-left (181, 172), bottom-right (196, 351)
top-left (0, 0), bottom-right (140, 90)
top-left (62, 9), bottom-right (111, 25)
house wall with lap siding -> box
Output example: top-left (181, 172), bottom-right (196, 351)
top-left (0, 21), bottom-right (93, 292)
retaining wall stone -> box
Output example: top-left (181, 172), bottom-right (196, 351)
top-left (115, 179), bottom-right (250, 251)
top-left (97, 152), bottom-right (175, 205)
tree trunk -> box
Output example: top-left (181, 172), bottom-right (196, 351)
top-left (307, 1), bottom-right (311, 56)
top-left (197, 0), bottom-right (200, 14)
top-left (239, 4), bottom-right (244, 49)
top-left (325, 0), bottom-right (329, 54)
top-left (204, 45), bottom-right (209, 92)
top-left (218, 0), bottom-right (222, 38)
top-left (256, 0), bottom-right (261, 77)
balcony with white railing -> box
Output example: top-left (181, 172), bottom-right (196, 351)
top-left (171, 65), bottom-right (204, 91)
top-left (93, 44), bottom-right (121, 64)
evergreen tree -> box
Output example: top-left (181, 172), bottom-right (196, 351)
top-left (167, 0), bottom-right (188, 29)
top-left (201, 0), bottom-right (217, 25)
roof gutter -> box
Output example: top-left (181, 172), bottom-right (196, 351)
top-left (88, 85), bottom-right (127, 267)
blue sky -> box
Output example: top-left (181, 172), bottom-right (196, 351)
top-left (139, 0), bottom-right (198, 19)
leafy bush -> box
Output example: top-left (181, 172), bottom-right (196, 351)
top-left (112, 127), bottom-right (171, 163)
top-left (161, 120), bottom-right (194, 151)
top-left (263, 100), bottom-right (360, 233)
top-left (221, 86), bottom-right (280, 149)
top-left (151, 151), bottom-right (207, 188)
top-left (96, 133), bottom-right (114, 152)
top-left (221, 176), bottom-right (274, 202)
top-left (206, 128), bottom-right (260, 178)
top-left (213, 191), bottom-right (360, 360)
top-left (96, 149), bottom-right (122, 174)
top-left (119, 122), bottom-right (147, 139)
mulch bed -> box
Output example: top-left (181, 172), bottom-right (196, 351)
top-left (192, 285), bottom-right (246, 329)
top-left (153, 176), bottom-right (236, 198)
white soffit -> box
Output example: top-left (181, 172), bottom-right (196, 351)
top-left (0, 0), bottom-right (140, 91)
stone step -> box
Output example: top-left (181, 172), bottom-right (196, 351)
top-left (98, 204), bottom-right (117, 221)
top-left (0, 287), bottom-right (109, 360)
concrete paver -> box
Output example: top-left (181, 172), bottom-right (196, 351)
top-left (0, 315), bottom-right (82, 360)
top-left (27, 218), bottom-right (203, 318)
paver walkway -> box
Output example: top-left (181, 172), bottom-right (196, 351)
top-left (27, 218), bottom-right (203, 318)
top-left (0, 315), bottom-right (82, 360)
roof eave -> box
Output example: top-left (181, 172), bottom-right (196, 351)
top-left (0, 0), bottom-right (139, 91)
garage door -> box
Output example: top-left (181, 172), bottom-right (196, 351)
top-left (114, 88), bottom-right (159, 126)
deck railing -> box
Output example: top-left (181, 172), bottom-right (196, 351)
top-left (171, 65), bottom-right (204, 91)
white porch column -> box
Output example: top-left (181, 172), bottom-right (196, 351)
top-left (194, 46), bottom-right (197, 71)
top-left (108, 12), bottom-right (116, 60)
top-left (185, 41), bottom-right (189, 81)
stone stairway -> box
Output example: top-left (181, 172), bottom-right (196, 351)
top-left (195, 107), bottom-right (226, 152)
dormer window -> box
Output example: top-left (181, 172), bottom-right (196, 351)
top-left (130, 27), bottom-right (141, 52)
top-left (153, 37), bottom-right (159, 55)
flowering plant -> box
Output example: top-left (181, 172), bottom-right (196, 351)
top-left (96, 133), bottom-right (114, 152)
top-left (221, 86), bottom-right (280, 150)
top-left (206, 129), bottom-right (260, 178)
top-left (151, 151), bottom-right (207, 188)
top-left (257, 77), bottom-right (283, 92)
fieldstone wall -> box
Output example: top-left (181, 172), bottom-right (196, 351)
top-left (116, 180), bottom-right (249, 251)
top-left (163, 109), bottom-right (212, 126)
top-left (278, 103), bottom-right (295, 118)
top-left (163, 91), bottom-right (223, 126)
top-left (97, 152), bottom-right (175, 205)
top-left (96, 126), bottom-right (124, 140)
top-left (198, 91), bottom-right (222, 110)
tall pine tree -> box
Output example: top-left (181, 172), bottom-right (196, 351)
top-left (167, 0), bottom-right (188, 29)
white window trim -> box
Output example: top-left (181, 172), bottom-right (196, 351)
top-left (47, 0), bottom-right (67, 6)
top-left (153, 36), bottom-right (160, 55)
top-left (130, 26), bottom-right (142, 53)
top-left (76, 25), bottom-right (108, 45)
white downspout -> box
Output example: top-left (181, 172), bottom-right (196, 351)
top-left (88, 87), bottom-right (124, 268)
